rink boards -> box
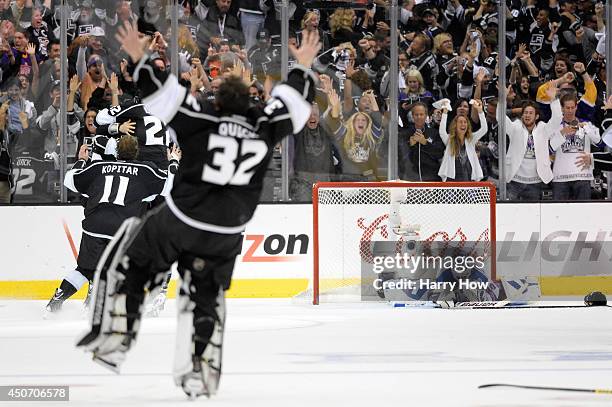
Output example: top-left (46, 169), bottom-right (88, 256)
top-left (1, 203), bottom-right (612, 299)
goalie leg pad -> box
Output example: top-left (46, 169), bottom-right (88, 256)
top-left (174, 262), bottom-right (226, 399)
top-left (76, 217), bottom-right (146, 371)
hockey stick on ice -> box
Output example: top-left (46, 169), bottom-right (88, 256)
top-left (479, 383), bottom-right (612, 394)
top-left (453, 301), bottom-right (612, 309)
top-left (393, 301), bottom-right (609, 309)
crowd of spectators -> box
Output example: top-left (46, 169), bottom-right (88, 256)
top-left (0, 0), bottom-right (609, 203)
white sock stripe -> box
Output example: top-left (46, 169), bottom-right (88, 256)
top-left (65, 269), bottom-right (89, 290)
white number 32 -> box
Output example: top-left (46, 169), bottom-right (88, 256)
top-left (202, 134), bottom-right (268, 185)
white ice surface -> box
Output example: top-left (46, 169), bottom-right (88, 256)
top-left (1, 299), bottom-right (612, 407)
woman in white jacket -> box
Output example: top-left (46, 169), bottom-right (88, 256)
top-left (438, 99), bottom-right (488, 181)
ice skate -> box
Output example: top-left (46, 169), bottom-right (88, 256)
top-left (45, 288), bottom-right (65, 313)
top-left (92, 341), bottom-right (130, 374)
top-left (179, 355), bottom-right (219, 400)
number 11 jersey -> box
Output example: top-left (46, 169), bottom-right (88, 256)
top-left (64, 159), bottom-right (168, 239)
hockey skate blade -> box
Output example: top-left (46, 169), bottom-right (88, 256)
top-left (92, 351), bottom-right (125, 374)
top-left (43, 308), bottom-right (62, 320)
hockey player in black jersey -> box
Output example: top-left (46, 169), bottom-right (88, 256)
top-left (95, 101), bottom-right (171, 168)
top-left (76, 22), bottom-right (321, 399)
top-left (46, 135), bottom-right (117, 313)
top-left (94, 98), bottom-right (178, 316)
top-left (46, 135), bottom-right (178, 313)
top-left (94, 100), bottom-right (177, 315)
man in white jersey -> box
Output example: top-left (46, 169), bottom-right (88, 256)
top-left (549, 92), bottom-right (602, 200)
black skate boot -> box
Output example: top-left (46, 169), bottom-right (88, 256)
top-left (46, 288), bottom-right (65, 312)
top-left (45, 281), bottom-right (78, 313)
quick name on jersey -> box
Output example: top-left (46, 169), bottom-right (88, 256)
top-left (218, 121), bottom-right (258, 139)
top-left (101, 164), bottom-right (139, 176)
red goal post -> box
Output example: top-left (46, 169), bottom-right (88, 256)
top-left (312, 181), bottom-right (497, 305)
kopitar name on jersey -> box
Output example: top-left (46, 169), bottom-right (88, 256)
top-left (101, 164), bottom-right (141, 176)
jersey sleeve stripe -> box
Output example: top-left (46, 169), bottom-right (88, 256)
top-left (269, 113), bottom-right (291, 123)
top-left (64, 168), bottom-right (79, 192)
top-left (133, 163), bottom-right (168, 180)
top-left (63, 161), bottom-right (105, 192)
top-left (142, 194), bottom-right (158, 202)
top-left (253, 117), bottom-right (269, 131)
top-left (270, 84), bottom-right (312, 134)
top-left (82, 229), bottom-right (113, 240)
top-left (141, 68), bottom-right (186, 123)
top-left (115, 104), bottom-right (142, 117)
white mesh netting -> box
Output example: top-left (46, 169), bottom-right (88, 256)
top-left (309, 183), bottom-right (495, 303)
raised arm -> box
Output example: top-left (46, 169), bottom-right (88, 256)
top-left (497, 94), bottom-right (520, 137)
top-left (544, 86), bottom-right (562, 132)
top-left (117, 20), bottom-right (319, 138)
top-left (76, 41), bottom-right (88, 81)
top-left (115, 21), bottom-right (187, 124)
top-left (324, 88), bottom-right (343, 135)
top-left (26, 43), bottom-right (39, 95)
top-left (266, 29), bottom-right (321, 138)
top-left (471, 99), bottom-right (488, 141)
top-left (439, 108), bottom-right (449, 145)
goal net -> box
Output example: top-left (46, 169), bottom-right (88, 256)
top-left (311, 181), bottom-right (496, 304)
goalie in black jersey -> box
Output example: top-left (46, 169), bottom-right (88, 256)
top-left (46, 135), bottom-right (179, 313)
top-left (76, 22), bottom-right (321, 399)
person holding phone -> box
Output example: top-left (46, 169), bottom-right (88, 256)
top-left (2, 77), bottom-right (36, 143)
top-left (549, 91), bottom-right (602, 200)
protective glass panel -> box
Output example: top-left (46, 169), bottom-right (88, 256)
top-left (289, 1), bottom-right (391, 202)
top-left (1, 2), bottom-right (61, 203)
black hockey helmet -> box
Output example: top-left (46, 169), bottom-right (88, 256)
top-left (584, 291), bottom-right (607, 307)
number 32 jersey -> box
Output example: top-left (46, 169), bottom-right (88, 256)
top-left (64, 159), bottom-right (168, 239)
top-left (133, 60), bottom-right (317, 233)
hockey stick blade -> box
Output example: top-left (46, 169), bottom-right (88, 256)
top-left (479, 383), bottom-right (612, 394)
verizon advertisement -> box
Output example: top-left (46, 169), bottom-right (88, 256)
top-left (233, 205), bottom-right (312, 279)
